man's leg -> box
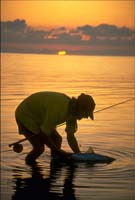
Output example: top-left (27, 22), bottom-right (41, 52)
top-left (25, 133), bottom-right (45, 164)
top-left (17, 122), bottom-right (45, 164)
top-left (50, 130), bottom-right (62, 157)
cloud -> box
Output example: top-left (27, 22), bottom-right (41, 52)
top-left (1, 19), bottom-right (27, 32)
top-left (76, 24), bottom-right (135, 43)
top-left (1, 19), bottom-right (135, 55)
top-left (1, 19), bottom-right (49, 43)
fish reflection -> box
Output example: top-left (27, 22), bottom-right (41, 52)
top-left (12, 161), bottom-right (77, 200)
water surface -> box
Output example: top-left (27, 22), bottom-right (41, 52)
top-left (1, 53), bottom-right (135, 200)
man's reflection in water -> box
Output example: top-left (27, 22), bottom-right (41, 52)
top-left (12, 161), bottom-right (77, 200)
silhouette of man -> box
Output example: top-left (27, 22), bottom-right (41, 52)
top-left (15, 91), bottom-right (95, 164)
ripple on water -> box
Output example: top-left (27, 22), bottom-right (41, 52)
top-left (1, 142), bottom-right (135, 200)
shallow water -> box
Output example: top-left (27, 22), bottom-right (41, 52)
top-left (1, 53), bottom-right (135, 200)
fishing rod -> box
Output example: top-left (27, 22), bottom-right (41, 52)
top-left (9, 97), bottom-right (135, 153)
top-left (58, 97), bottom-right (135, 126)
top-left (94, 97), bottom-right (135, 114)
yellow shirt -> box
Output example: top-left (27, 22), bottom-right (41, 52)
top-left (15, 91), bottom-right (77, 136)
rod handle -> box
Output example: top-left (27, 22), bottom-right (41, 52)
top-left (9, 138), bottom-right (27, 147)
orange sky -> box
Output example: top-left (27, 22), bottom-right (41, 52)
top-left (1, 0), bottom-right (135, 28)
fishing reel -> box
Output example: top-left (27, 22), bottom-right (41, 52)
top-left (9, 143), bottom-right (23, 153)
top-left (13, 143), bottom-right (23, 153)
top-left (9, 137), bottom-right (27, 153)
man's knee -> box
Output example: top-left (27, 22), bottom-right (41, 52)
top-left (34, 143), bottom-right (44, 154)
top-left (52, 131), bottom-right (62, 148)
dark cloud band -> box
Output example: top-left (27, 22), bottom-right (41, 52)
top-left (1, 19), bottom-right (135, 55)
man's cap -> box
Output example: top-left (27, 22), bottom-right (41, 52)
top-left (77, 93), bottom-right (96, 120)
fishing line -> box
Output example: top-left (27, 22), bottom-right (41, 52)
top-left (1, 149), bottom-right (13, 153)
top-left (94, 97), bottom-right (135, 114)
top-left (8, 97), bottom-right (135, 148)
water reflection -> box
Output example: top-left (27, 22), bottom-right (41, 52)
top-left (12, 161), bottom-right (77, 200)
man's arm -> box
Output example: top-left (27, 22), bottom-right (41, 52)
top-left (67, 132), bottom-right (81, 153)
top-left (65, 119), bottom-right (80, 153)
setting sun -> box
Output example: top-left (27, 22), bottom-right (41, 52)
top-left (58, 51), bottom-right (67, 56)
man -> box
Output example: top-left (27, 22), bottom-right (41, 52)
top-left (15, 91), bottom-right (96, 164)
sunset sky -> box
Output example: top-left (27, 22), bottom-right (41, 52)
top-left (1, 1), bottom-right (135, 55)
top-left (1, 0), bottom-right (134, 28)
